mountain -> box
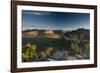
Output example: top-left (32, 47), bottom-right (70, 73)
top-left (22, 29), bottom-right (63, 39)
top-left (22, 28), bottom-right (90, 41)
top-left (64, 28), bottom-right (90, 41)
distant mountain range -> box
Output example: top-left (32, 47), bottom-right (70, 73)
top-left (22, 28), bottom-right (90, 41)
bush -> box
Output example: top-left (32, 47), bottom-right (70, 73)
top-left (22, 43), bottom-right (38, 62)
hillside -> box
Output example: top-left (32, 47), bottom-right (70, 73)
top-left (22, 28), bottom-right (90, 62)
top-left (64, 28), bottom-right (90, 41)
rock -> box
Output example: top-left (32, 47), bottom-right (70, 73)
top-left (67, 56), bottom-right (76, 60)
top-left (83, 48), bottom-right (90, 59)
top-left (53, 50), bottom-right (69, 60)
top-left (75, 54), bottom-right (83, 59)
top-left (47, 58), bottom-right (55, 61)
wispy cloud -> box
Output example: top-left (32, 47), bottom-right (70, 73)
top-left (22, 24), bottom-right (54, 31)
top-left (22, 11), bottom-right (50, 15)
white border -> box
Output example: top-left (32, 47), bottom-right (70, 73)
top-left (17, 5), bottom-right (94, 68)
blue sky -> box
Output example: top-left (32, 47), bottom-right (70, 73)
top-left (22, 10), bottom-right (90, 31)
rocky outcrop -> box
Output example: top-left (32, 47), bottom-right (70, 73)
top-left (53, 50), bottom-right (69, 60)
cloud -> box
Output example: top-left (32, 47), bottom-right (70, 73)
top-left (22, 24), bottom-right (53, 31)
top-left (22, 11), bottom-right (50, 15)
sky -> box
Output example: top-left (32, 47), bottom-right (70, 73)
top-left (22, 10), bottom-right (90, 31)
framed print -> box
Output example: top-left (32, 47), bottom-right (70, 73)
top-left (11, 1), bottom-right (97, 73)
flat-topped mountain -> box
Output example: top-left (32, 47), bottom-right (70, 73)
top-left (22, 29), bottom-right (63, 38)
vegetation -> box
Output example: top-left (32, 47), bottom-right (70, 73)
top-left (71, 42), bottom-right (82, 54)
top-left (45, 33), bottom-right (61, 38)
top-left (22, 43), bottom-right (54, 62)
top-left (22, 43), bottom-right (38, 62)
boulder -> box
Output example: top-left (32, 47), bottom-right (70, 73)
top-left (53, 50), bottom-right (69, 60)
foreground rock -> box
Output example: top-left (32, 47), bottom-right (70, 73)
top-left (52, 50), bottom-right (69, 60)
top-left (50, 50), bottom-right (84, 61)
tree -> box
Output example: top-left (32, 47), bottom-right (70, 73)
top-left (22, 43), bottom-right (37, 62)
top-left (71, 42), bottom-right (81, 54)
top-left (40, 47), bottom-right (53, 60)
